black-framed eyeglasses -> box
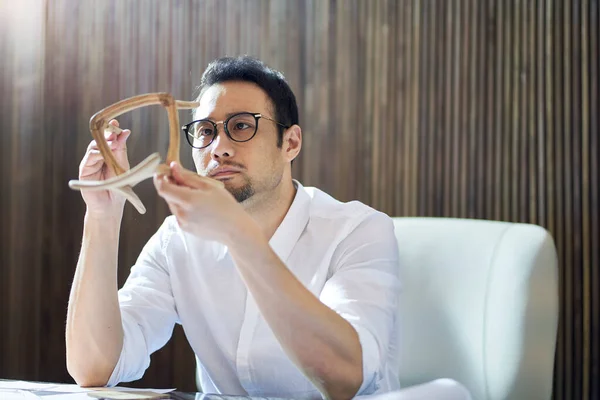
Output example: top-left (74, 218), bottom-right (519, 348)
top-left (181, 112), bottom-right (290, 149)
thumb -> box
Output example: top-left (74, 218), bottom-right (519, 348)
top-left (170, 162), bottom-right (223, 189)
top-left (170, 162), bottom-right (198, 188)
top-left (117, 129), bottom-right (131, 144)
top-left (114, 129), bottom-right (131, 151)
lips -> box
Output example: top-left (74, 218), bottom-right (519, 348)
top-left (209, 168), bottom-right (241, 178)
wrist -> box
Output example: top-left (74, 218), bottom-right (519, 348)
top-left (82, 211), bottom-right (122, 250)
top-left (225, 214), bottom-right (267, 253)
top-left (84, 209), bottom-right (123, 227)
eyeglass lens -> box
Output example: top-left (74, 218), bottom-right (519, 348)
top-left (187, 113), bottom-right (257, 148)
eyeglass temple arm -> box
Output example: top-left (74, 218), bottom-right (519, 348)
top-left (257, 114), bottom-right (289, 129)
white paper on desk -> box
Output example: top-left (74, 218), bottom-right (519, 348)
top-left (37, 384), bottom-right (92, 393)
top-left (94, 387), bottom-right (175, 394)
top-left (0, 381), bottom-right (174, 395)
top-left (42, 388), bottom-right (175, 400)
top-left (0, 381), bottom-right (55, 391)
top-left (42, 394), bottom-right (92, 400)
top-left (0, 390), bottom-right (41, 400)
top-left (34, 384), bottom-right (174, 395)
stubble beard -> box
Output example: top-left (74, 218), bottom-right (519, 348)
top-left (228, 183), bottom-right (255, 203)
top-left (224, 175), bottom-right (255, 203)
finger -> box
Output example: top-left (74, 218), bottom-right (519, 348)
top-left (104, 124), bottom-right (124, 142)
top-left (80, 156), bottom-right (104, 171)
top-left (84, 147), bottom-right (123, 164)
top-left (115, 129), bottom-right (131, 148)
top-left (79, 153), bottom-right (104, 175)
top-left (108, 119), bottom-right (120, 128)
top-left (86, 139), bottom-right (99, 152)
top-left (154, 174), bottom-right (193, 207)
top-left (86, 140), bottom-right (120, 153)
top-left (169, 162), bottom-right (199, 188)
top-left (101, 130), bottom-right (130, 153)
top-left (82, 150), bottom-right (106, 165)
top-left (118, 129), bottom-right (131, 142)
top-left (170, 162), bottom-right (217, 189)
top-left (80, 148), bottom-right (106, 164)
top-left (79, 160), bottom-right (104, 178)
top-left (104, 131), bottom-right (116, 142)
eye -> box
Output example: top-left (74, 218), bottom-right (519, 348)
top-left (189, 121), bottom-right (215, 139)
top-left (234, 122), bottom-right (251, 130)
top-left (228, 114), bottom-right (256, 132)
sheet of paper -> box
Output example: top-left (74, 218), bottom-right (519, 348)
top-left (91, 387), bottom-right (175, 394)
top-left (42, 394), bottom-right (94, 400)
top-left (88, 390), bottom-right (169, 399)
top-left (0, 381), bottom-right (55, 391)
top-left (35, 384), bottom-right (91, 393)
top-left (0, 390), bottom-right (41, 400)
top-left (42, 388), bottom-right (175, 400)
top-left (0, 381), bottom-right (175, 396)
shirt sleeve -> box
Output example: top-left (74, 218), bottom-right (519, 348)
top-left (318, 211), bottom-right (401, 396)
top-left (106, 218), bottom-right (179, 386)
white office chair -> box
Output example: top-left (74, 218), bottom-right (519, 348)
top-left (392, 217), bottom-right (559, 400)
top-left (196, 217), bottom-right (559, 400)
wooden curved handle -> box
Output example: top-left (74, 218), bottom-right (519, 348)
top-left (70, 93), bottom-right (199, 214)
top-left (89, 93), bottom-right (199, 177)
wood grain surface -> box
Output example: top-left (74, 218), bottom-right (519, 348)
top-left (0, 1), bottom-right (597, 397)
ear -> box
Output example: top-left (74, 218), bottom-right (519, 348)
top-left (282, 125), bottom-right (302, 162)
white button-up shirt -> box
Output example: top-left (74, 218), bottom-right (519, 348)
top-left (107, 181), bottom-right (401, 398)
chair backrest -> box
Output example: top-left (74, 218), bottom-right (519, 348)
top-left (392, 217), bottom-right (559, 400)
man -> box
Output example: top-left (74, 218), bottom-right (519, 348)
top-left (66, 56), bottom-right (401, 399)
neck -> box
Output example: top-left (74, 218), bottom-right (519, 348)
top-left (244, 176), bottom-right (296, 240)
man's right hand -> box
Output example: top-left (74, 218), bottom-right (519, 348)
top-left (78, 119), bottom-right (131, 215)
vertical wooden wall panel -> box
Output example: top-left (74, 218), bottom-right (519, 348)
top-left (0, 1), bottom-right (598, 398)
top-left (589, 0), bottom-right (598, 396)
top-left (0, 0), bottom-right (46, 381)
top-left (582, 0), bottom-right (592, 396)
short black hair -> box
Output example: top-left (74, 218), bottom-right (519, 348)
top-left (196, 56), bottom-right (299, 147)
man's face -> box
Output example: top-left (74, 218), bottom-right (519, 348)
top-left (192, 81), bottom-right (288, 204)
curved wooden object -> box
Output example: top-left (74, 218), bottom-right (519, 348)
top-left (68, 93), bottom-right (199, 214)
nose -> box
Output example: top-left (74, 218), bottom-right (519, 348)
top-left (210, 126), bottom-right (235, 159)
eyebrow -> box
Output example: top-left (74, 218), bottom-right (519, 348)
top-left (195, 111), bottom-right (253, 121)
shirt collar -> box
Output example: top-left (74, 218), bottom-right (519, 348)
top-left (267, 179), bottom-right (311, 263)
